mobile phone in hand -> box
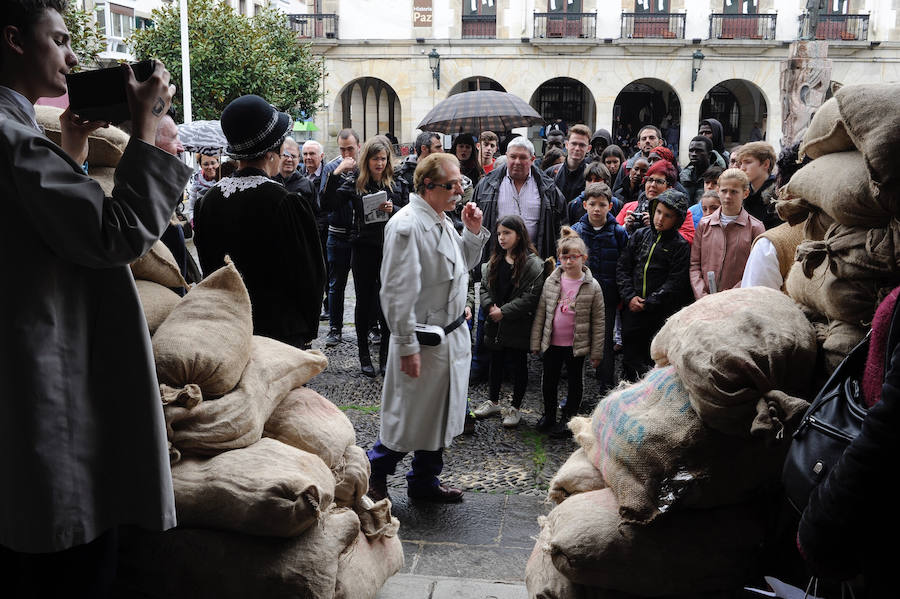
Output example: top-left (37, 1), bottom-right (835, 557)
top-left (65, 60), bottom-right (155, 124)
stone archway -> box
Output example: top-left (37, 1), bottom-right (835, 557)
top-left (613, 78), bottom-right (681, 156)
top-left (700, 79), bottom-right (769, 145)
top-left (335, 77), bottom-right (402, 142)
top-left (448, 76), bottom-right (506, 96)
top-left (529, 77), bottom-right (596, 132)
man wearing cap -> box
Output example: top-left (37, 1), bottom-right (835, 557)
top-left (193, 94), bottom-right (325, 350)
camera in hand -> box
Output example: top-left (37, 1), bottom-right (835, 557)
top-left (65, 60), bottom-right (155, 125)
top-left (631, 211), bottom-right (646, 222)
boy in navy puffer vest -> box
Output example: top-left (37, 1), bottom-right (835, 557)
top-left (572, 183), bottom-right (628, 393)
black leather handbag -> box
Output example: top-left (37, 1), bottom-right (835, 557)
top-left (782, 331), bottom-right (870, 514)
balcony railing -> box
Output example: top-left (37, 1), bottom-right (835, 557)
top-left (621, 12), bottom-right (685, 39)
top-left (287, 13), bottom-right (338, 39)
top-left (709, 13), bottom-right (777, 40)
top-left (799, 13), bottom-right (868, 41)
top-left (533, 12), bottom-right (596, 39)
top-left (462, 14), bottom-right (496, 39)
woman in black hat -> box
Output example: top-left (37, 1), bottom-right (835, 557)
top-left (193, 94), bottom-right (325, 349)
top-left (333, 135), bottom-right (409, 376)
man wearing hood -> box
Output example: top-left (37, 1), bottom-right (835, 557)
top-left (699, 118), bottom-right (729, 168)
top-left (586, 128), bottom-right (611, 164)
top-left (679, 135), bottom-right (712, 206)
top-left (616, 188), bottom-right (692, 381)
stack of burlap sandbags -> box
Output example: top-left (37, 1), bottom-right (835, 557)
top-left (527, 288), bottom-right (816, 598)
top-left (116, 261), bottom-right (403, 598)
top-left (778, 84), bottom-right (900, 374)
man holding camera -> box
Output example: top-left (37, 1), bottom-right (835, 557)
top-left (0, 1), bottom-right (191, 594)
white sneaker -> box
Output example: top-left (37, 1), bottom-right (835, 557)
top-left (473, 400), bottom-right (502, 418)
top-left (502, 406), bottom-right (522, 428)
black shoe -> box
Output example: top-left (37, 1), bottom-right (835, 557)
top-left (367, 476), bottom-right (390, 503)
top-left (469, 370), bottom-right (489, 384)
top-left (550, 416), bottom-right (574, 439)
top-left (463, 411), bottom-right (477, 435)
top-left (408, 484), bottom-right (463, 503)
top-left (360, 355), bottom-right (376, 378)
top-left (536, 412), bottom-right (556, 433)
top-left (320, 310), bottom-right (330, 321)
top-left (325, 329), bottom-right (342, 347)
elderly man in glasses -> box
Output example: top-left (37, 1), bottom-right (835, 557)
top-left (273, 137), bottom-right (317, 210)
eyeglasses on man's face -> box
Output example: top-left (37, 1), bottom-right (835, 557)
top-left (282, 152), bottom-right (299, 160)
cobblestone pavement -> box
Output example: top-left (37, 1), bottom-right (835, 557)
top-left (306, 275), bottom-right (617, 496)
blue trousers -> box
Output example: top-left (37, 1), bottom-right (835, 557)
top-left (469, 305), bottom-right (492, 376)
top-left (367, 439), bottom-right (443, 493)
top-left (326, 231), bottom-right (352, 332)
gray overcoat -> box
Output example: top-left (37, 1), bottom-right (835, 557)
top-left (379, 194), bottom-right (489, 452)
top-left (0, 93), bottom-right (191, 552)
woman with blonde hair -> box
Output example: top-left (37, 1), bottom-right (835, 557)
top-left (334, 135), bottom-right (409, 376)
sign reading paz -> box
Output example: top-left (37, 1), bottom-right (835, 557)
top-left (413, 0), bottom-right (432, 28)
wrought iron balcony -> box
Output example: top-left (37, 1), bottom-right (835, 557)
top-left (533, 12), bottom-right (596, 39)
top-left (621, 12), bottom-right (685, 40)
top-left (462, 14), bottom-right (496, 39)
top-left (799, 13), bottom-right (868, 41)
top-left (287, 13), bottom-right (338, 39)
top-left (709, 13), bottom-right (777, 40)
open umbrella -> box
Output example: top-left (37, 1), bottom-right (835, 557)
top-left (417, 90), bottom-right (544, 134)
top-left (178, 120), bottom-right (228, 155)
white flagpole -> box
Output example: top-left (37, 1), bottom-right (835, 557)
top-left (179, 0), bottom-right (192, 124)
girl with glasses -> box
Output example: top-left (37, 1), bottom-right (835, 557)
top-left (530, 227), bottom-right (606, 438)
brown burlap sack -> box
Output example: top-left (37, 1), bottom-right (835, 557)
top-left (333, 529), bottom-right (404, 599)
top-left (35, 104), bottom-right (129, 168)
top-left (165, 335), bottom-right (328, 458)
top-left (135, 280), bottom-right (181, 334)
top-left (822, 221), bottom-right (900, 280)
top-left (264, 387), bottom-right (356, 469)
top-left (526, 526), bottom-right (584, 599)
top-left (650, 287), bottom-right (815, 439)
top-left (355, 495), bottom-right (399, 540)
top-left (333, 444), bottom-right (370, 507)
top-left (114, 507), bottom-right (360, 599)
top-left (799, 97), bottom-right (855, 159)
top-left (153, 262), bottom-right (252, 397)
top-left (171, 438), bottom-right (334, 537)
top-left (782, 151), bottom-right (891, 228)
top-left (822, 319), bottom-right (869, 375)
top-left (130, 240), bottom-right (188, 289)
top-left (785, 249), bottom-right (881, 325)
top-left (579, 366), bottom-right (789, 523)
top-left (547, 447), bottom-right (606, 505)
top-left (834, 83), bottom-right (900, 211)
top-left (545, 489), bottom-right (765, 595)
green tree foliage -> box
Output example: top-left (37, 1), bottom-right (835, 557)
top-left (64, 6), bottom-right (106, 72)
top-left (130, 0), bottom-right (322, 121)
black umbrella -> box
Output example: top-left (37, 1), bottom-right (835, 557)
top-left (417, 90), bottom-right (544, 134)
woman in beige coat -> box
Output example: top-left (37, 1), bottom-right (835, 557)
top-left (531, 227), bottom-right (605, 438)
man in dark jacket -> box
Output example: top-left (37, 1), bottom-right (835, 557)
top-left (699, 118), bottom-right (729, 167)
top-left (395, 130), bottom-right (441, 188)
top-left (737, 141), bottom-right (781, 230)
top-left (586, 127), bottom-right (611, 164)
top-left (553, 124), bottom-right (592, 204)
top-left (679, 135), bottom-right (712, 206)
top-left (616, 188), bottom-right (691, 381)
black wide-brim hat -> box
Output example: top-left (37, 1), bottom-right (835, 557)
top-left (221, 94), bottom-right (292, 160)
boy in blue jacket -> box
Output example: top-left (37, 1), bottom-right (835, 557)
top-left (572, 183), bottom-right (628, 393)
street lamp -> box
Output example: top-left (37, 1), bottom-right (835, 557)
top-left (428, 48), bottom-right (441, 90)
top-left (691, 49), bottom-right (705, 92)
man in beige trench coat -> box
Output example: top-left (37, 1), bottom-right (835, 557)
top-left (367, 152), bottom-right (489, 503)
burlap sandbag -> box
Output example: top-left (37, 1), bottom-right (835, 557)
top-left (782, 151), bottom-right (891, 228)
top-left (333, 529), bottom-right (404, 599)
top-left (786, 248), bottom-right (881, 325)
top-left (775, 198), bottom-right (835, 242)
top-left (822, 220), bottom-right (900, 280)
top-left (114, 507), bottom-right (360, 599)
top-left (264, 387), bottom-right (356, 469)
top-left (834, 83), bottom-right (900, 210)
top-left (153, 262), bottom-right (252, 397)
top-left (333, 444), bottom-right (370, 507)
top-left (165, 335), bottom-right (328, 458)
top-left (799, 97), bottom-right (855, 159)
top-left (548, 447), bottom-right (606, 505)
top-left (35, 104), bottom-right (129, 167)
top-left (579, 367), bottom-right (789, 523)
top-left (545, 489), bottom-right (765, 595)
top-left (130, 240), bottom-right (188, 289)
top-left (650, 287), bottom-right (815, 439)
top-left (526, 526), bottom-right (584, 599)
top-left (822, 319), bottom-right (869, 375)
top-left (135, 279), bottom-right (181, 334)
top-left (356, 495), bottom-right (399, 540)
top-left (171, 438), bottom-right (334, 537)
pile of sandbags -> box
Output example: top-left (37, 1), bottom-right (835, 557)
top-left (528, 288), bottom-right (814, 598)
top-left (117, 262), bottom-right (403, 598)
top-left (780, 84), bottom-right (900, 374)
